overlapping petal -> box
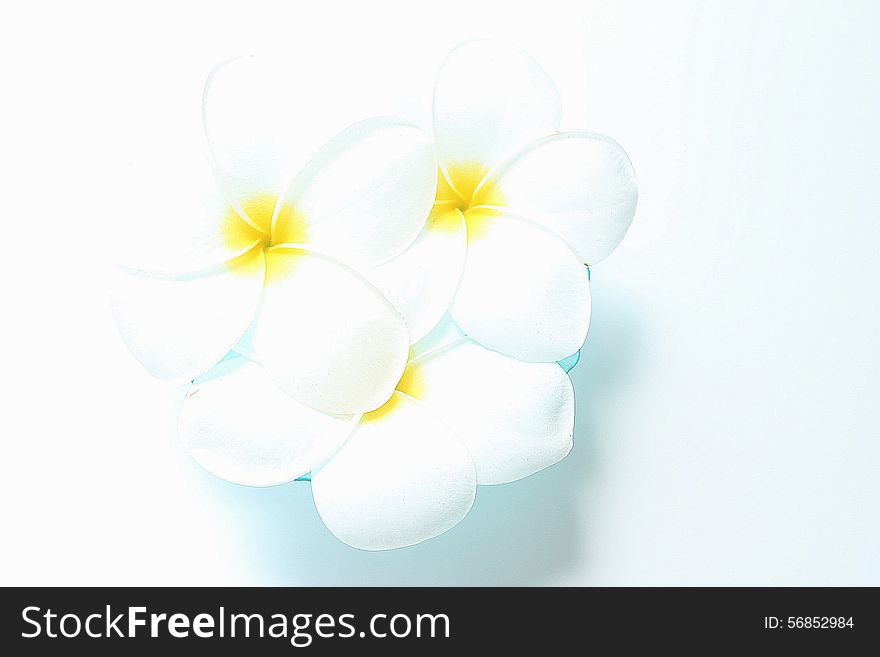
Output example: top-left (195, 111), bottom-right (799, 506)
top-left (363, 206), bottom-right (467, 343)
top-left (480, 132), bottom-right (638, 264)
top-left (279, 118), bottom-right (437, 269)
top-left (450, 209), bottom-right (591, 362)
top-left (400, 338), bottom-right (574, 484)
top-left (410, 312), bottom-right (467, 356)
top-left (433, 39), bottom-right (562, 174)
top-left (112, 44), bottom-right (629, 553)
top-left (311, 392), bottom-right (476, 550)
top-left (111, 251), bottom-right (266, 382)
top-left (178, 356), bottom-right (359, 486)
top-left (252, 249), bottom-right (409, 415)
top-left (116, 143), bottom-right (259, 277)
top-left (203, 57), bottom-right (313, 220)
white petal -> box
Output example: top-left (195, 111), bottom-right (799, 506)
top-left (203, 57), bottom-right (405, 215)
top-left (281, 118), bottom-right (436, 269)
top-left (252, 249), bottom-right (409, 415)
top-left (451, 210), bottom-right (591, 362)
top-left (410, 312), bottom-right (467, 358)
top-left (178, 356), bottom-right (359, 486)
top-left (433, 40), bottom-right (561, 172)
top-left (116, 139), bottom-right (257, 276)
top-left (363, 206), bottom-right (466, 343)
top-left (312, 392), bottom-right (476, 550)
top-left (111, 252), bottom-right (266, 382)
top-left (401, 338), bottom-right (574, 484)
top-left (202, 57), bottom-right (319, 216)
top-left (203, 57), bottom-right (289, 212)
top-left (483, 132), bottom-right (638, 264)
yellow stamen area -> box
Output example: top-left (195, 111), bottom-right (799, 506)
top-left (461, 206), bottom-right (502, 241)
top-left (361, 162), bottom-right (510, 425)
top-left (395, 356), bottom-right (425, 398)
top-left (361, 354), bottom-right (426, 424)
top-left (433, 162), bottom-right (504, 241)
top-left (360, 391), bottom-right (406, 424)
top-left (224, 245), bottom-right (269, 278)
top-left (263, 248), bottom-right (306, 286)
top-left (435, 163), bottom-right (481, 210)
top-left (424, 203), bottom-right (466, 234)
top-left (222, 194), bottom-right (308, 281)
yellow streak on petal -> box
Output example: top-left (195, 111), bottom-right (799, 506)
top-left (463, 207), bottom-right (502, 242)
top-left (424, 204), bottom-right (465, 235)
top-left (239, 194), bottom-right (276, 235)
top-left (224, 244), bottom-right (266, 278)
top-left (395, 355), bottom-right (425, 399)
top-left (222, 194), bottom-right (309, 248)
top-left (470, 170), bottom-right (503, 208)
top-left (263, 247), bottom-right (305, 287)
top-left (271, 201), bottom-right (309, 246)
top-left (222, 193), bottom-right (308, 281)
top-left (361, 390), bottom-right (407, 424)
top-left (435, 167), bottom-right (463, 205)
top-left (361, 353), bottom-right (427, 423)
top-left (222, 204), bottom-right (266, 253)
top-left (438, 162), bottom-right (487, 211)
top-left (435, 163), bottom-right (505, 235)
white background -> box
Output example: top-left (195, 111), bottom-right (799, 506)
top-left (2, 0), bottom-right (878, 585)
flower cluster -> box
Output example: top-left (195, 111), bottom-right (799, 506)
top-left (112, 41), bottom-right (638, 550)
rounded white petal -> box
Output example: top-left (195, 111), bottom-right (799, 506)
top-left (485, 132), bottom-right (638, 264)
top-left (282, 118), bottom-right (437, 269)
top-left (111, 254), bottom-right (266, 382)
top-left (203, 57), bottom-right (319, 216)
top-left (252, 249), bottom-right (409, 415)
top-left (116, 141), bottom-right (255, 277)
top-left (433, 40), bottom-right (561, 171)
top-left (204, 58), bottom-right (288, 211)
top-left (402, 338), bottom-right (574, 484)
top-left (451, 210), bottom-right (591, 362)
top-left (312, 392), bottom-right (476, 550)
top-left (363, 206), bottom-right (467, 343)
top-left (178, 356), bottom-right (359, 486)
top-left (202, 56), bottom-right (405, 215)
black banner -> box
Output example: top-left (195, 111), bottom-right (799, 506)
top-left (1, 587), bottom-right (876, 653)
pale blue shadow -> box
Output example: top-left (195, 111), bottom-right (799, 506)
top-left (192, 279), bottom-right (643, 585)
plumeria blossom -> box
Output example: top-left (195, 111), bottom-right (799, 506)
top-left (112, 57), bottom-right (437, 415)
top-left (113, 48), bottom-right (626, 551)
top-left (365, 40), bottom-right (639, 359)
top-left (179, 319), bottom-right (574, 550)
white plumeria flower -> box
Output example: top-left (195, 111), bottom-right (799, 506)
top-left (113, 52), bottom-right (594, 551)
top-left (112, 58), bottom-right (437, 415)
top-left (179, 318), bottom-right (574, 550)
top-left (364, 40), bottom-right (639, 359)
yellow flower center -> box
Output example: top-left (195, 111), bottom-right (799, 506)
top-left (436, 163), bottom-right (502, 212)
top-left (434, 163), bottom-right (504, 240)
top-left (222, 194), bottom-right (309, 280)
